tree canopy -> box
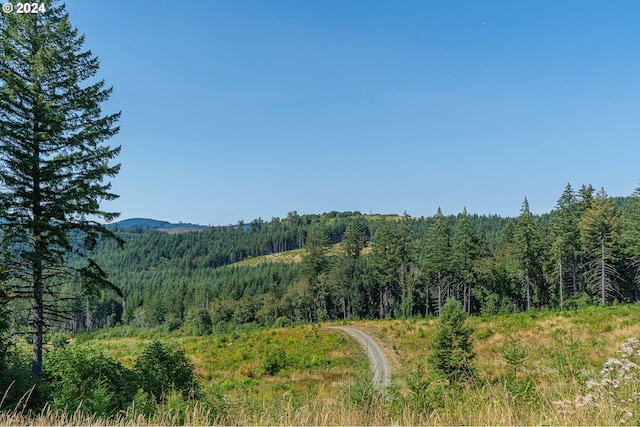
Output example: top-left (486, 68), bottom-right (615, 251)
top-left (0, 0), bottom-right (121, 380)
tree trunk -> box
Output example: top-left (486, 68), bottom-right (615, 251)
top-left (601, 240), bottom-right (606, 305)
top-left (425, 284), bottom-right (429, 317)
top-left (437, 271), bottom-right (442, 315)
top-left (572, 259), bottom-right (578, 296)
top-left (525, 266), bottom-right (531, 310)
top-left (32, 261), bottom-right (44, 381)
top-left (559, 259), bottom-right (564, 311)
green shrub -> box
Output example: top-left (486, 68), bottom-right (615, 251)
top-left (164, 316), bottom-right (183, 334)
top-left (260, 344), bottom-right (287, 376)
top-left (50, 333), bottom-right (68, 348)
top-left (428, 298), bottom-right (476, 383)
top-left (134, 341), bottom-right (198, 400)
top-left (347, 369), bottom-right (376, 406)
top-left (475, 329), bottom-right (494, 340)
top-left (0, 292), bottom-right (9, 372)
top-left (500, 335), bottom-right (528, 377)
top-left (272, 316), bottom-right (292, 328)
top-left (44, 346), bottom-right (138, 417)
top-left (403, 362), bottom-right (434, 414)
top-left (0, 351), bottom-right (38, 411)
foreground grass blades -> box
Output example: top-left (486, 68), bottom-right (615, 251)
top-left (4, 304), bottom-right (640, 425)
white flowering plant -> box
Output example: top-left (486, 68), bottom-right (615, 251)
top-left (554, 338), bottom-right (640, 424)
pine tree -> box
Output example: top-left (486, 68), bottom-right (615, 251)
top-left (547, 184), bottom-right (581, 309)
top-left (428, 298), bottom-right (475, 383)
top-left (335, 217), bottom-right (369, 319)
top-left (397, 212), bottom-right (419, 317)
top-left (579, 188), bottom-right (621, 305)
top-left (300, 223), bottom-right (330, 320)
top-left (485, 219), bottom-right (521, 314)
top-left (0, 1), bottom-right (121, 380)
top-left (451, 208), bottom-right (479, 313)
top-left (342, 216), bottom-right (368, 259)
top-left (621, 184), bottom-right (640, 299)
top-left (514, 198), bottom-right (543, 310)
top-left (371, 219), bottom-right (403, 318)
top-left (422, 208), bottom-right (452, 315)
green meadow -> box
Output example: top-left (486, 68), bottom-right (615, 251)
top-left (4, 303), bottom-right (640, 425)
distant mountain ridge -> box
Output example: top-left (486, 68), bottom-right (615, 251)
top-left (110, 218), bottom-right (207, 232)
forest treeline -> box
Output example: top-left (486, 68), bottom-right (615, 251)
top-left (16, 182), bottom-right (640, 335)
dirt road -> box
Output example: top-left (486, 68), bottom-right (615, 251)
top-left (329, 326), bottom-right (391, 390)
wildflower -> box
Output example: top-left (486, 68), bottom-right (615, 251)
top-left (586, 379), bottom-right (599, 390)
top-left (574, 394), bottom-right (596, 408)
top-left (562, 337), bottom-right (640, 422)
top-left (601, 358), bottom-right (623, 377)
top-left (553, 399), bottom-right (573, 414)
top-left (619, 338), bottom-right (640, 357)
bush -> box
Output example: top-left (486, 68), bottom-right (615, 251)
top-left (0, 350), bottom-right (38, 411)
top-left (260, 344), bottom-right (287, 376)
top-left (44, 346), bottom-right (138, 417)
top-left (272, 316), bottom-right (292, 328)
top-left (164, 316), bottom-right (183, 334)
top-left (50, 333), bottom-right (68, 348)
top-left (134, 341), bottom-right (198, 400)
top-left (428, 298), bottom-right (475, 383)
top-left (0, 294), bottom-right (8, 372)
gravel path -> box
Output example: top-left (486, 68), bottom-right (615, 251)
top-left (329, 326), bottom-right (391, 390)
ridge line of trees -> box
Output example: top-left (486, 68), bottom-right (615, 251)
top-left (5, 182), bottom-right (638, 335)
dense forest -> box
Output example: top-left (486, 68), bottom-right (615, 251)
top-left (9, 182), bottom-right (640, 336)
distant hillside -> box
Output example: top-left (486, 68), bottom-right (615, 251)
top-left (72, 189), bottom-right (638, 333)
top-left (110, 218), bottom-right (207, 233)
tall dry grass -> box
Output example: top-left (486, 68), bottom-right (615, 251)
top-left (0, 383), bottom-right (635, 426)
top-left (4, 304), bottom-right (640, 425)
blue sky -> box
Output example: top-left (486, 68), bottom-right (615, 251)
top-left (63, 0), bottom-right (640, 225)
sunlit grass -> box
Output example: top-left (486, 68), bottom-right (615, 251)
top-left (7, 303), bottom-right (640, 425)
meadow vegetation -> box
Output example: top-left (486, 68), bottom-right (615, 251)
top-left (2, 304), bottom-right (640, 424)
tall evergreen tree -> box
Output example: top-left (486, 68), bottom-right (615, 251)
top-left (579, 188), bottom-right (621, 305)
top-left (576, 184), bottom-right (595, 292)
top-left (513, 198), bottom-right (543, 310)
top-left (300, 223), bottom-right (330, 320)
top-left (422, 208), bottom-right (452, 315)
top-left (371, 219), bottom-right (404, 318)
top-left (546, 184), bottom-right (581, 309)
top-left (451, 208), bottom-right (480, 313)
top-left (342, 216), bottom-right (368, 259)
top-left (621, 184), bottom-right (640, 299)
top-left (0, 1), bottom-right (121, 380)
top-left (397, 212), bottom-right (419, 317)
top-left (335, 216), bottom-right (369, 318)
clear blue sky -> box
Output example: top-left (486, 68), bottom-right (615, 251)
top-left (64, 0), bottom-right (640, 225)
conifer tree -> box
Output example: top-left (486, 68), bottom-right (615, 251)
top-left (300, 223), bottom-right (330, 320)
top-left (621, 184), bottom-right (640, 298)
top-left (514, 198), bottom-right (543, 310)
top-left (0, 1), bottom-right (121, 380)
top-left (342, 216), bottom-right (368, 259)
top-left (451, 208), bottom-right (479, 313)
top-left (579, 188), bottom-right (621, 305)
top-left (428, 298), bottom-right (475, 383)
top-left (422, 208), bottom-right (452, 315)
top-left (547, 184), bottom-right (581, 309)
top-left (397, 212), bottom-right (419, 317)
top-left (335, 217), bottom-right (368, 318)
top-left (371, 219), bottom-right (403, 317)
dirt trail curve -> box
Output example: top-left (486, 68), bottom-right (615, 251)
top-left (328, 326), bottom-right (391, 390)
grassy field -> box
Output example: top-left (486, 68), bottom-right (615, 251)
top-left (5, 303), bottom-right (640, 425)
